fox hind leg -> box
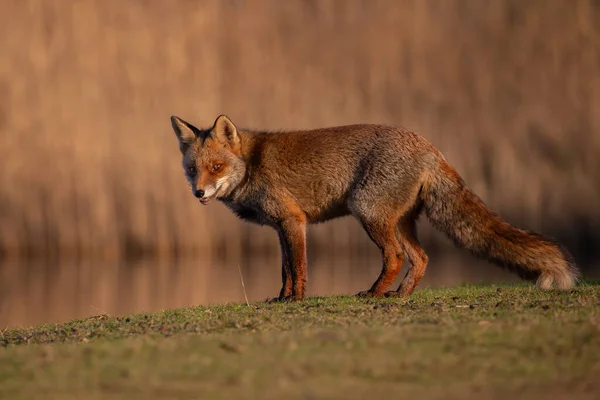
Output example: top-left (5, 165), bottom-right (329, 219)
top-left (350, 165), bottom-right (426, 298)
top-left (386, 212), bottom-right (429, 297)
top-left (355, 216), bottom-right (405, 298)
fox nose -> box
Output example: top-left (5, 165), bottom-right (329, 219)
top-left (194, 189), bottom-right (205, 198)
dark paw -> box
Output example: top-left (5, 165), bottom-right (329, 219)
top-left (384, 290), bottom-right (410, 298)
top-left (266, 296), bottom-right (285, 304)
top-left (356, 290), bottom-right (384, 298)
top-left (267, 294), bottom-right (301, 303)
top-left (278, 290), bottom-right (293, 299)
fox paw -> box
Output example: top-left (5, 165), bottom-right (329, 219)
top-left (356, 290), bottom-right (385, 298)
top-left (266, 295), bottom-right (303, 303)
top-left (266, 296), bottom-right (289, 304)
top-left (384, 290), bottom-right (409, 298)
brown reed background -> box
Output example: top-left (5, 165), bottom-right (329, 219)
top-left (1, 0), bottom-right (599, 326)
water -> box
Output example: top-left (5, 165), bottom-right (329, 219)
top-left (0, 247), bottom-right (530, 329)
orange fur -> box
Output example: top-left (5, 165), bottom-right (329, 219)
top-left (171, 115), bottom-right (581, 301)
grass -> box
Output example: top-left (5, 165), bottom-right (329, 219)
top-left (1, 282), bottom-right (600, 399)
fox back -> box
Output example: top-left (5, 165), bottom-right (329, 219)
top-left (171, 115), bottom-right (440, 225)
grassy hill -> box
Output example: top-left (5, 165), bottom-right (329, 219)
top-left (2, 283), bottom-right (599, 399)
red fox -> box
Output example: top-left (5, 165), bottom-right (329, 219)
top-left (170, 115), bottom-right (580, 301)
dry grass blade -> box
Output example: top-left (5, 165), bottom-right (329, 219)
top-left (237, 264), bottom-right (250, 306)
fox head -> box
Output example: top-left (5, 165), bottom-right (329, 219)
top-left (170, 115), bottom-right (246, 205)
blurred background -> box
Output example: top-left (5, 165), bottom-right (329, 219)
top-left (1, 0), bottom-right (599, 328)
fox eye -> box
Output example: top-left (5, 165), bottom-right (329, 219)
top-left (187, 166), bottom-right (197, 177)
top-left (211, 163), bottom-right (222, 173)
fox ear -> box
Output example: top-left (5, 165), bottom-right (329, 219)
top-left (211, 115), bottom-right (240, 148)
top-left (171, 116), bottom-right (198, 153)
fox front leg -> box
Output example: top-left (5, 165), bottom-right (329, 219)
top-left (277, 229), bottom-right (293, 299)
top-left (276, 217), bottom-right (308, 301)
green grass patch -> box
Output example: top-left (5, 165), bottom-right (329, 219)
top-left (2, 282), bottom-right (600, 399)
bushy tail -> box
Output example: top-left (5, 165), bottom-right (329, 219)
top-left (421, 160), bottom-right (580, 289)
